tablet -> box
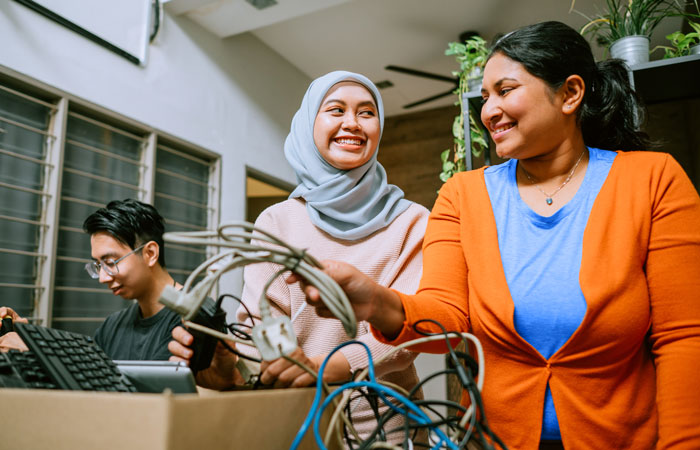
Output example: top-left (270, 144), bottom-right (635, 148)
top-left (115, 360), bottom-right (198, 394)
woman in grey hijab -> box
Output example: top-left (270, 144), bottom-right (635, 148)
top-left (172, 71), bottom-right (429, 446)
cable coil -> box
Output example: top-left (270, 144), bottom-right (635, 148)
top-left (161, 220), bottom-right (357, 338)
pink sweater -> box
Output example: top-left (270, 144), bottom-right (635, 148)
top-left (238, 198), bottom-right (429, 440)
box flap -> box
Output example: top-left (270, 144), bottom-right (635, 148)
top-left (167, 387), bottom-right (335, 450)
top-left (2, 389), bottom-right (172, 449)
top-left (0, 387), bottom-right (340, 450)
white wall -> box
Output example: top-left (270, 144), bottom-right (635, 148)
top-left (0, 0), bottom-right (309, 216)
top-left (0, 0), bottom-right (311, 293)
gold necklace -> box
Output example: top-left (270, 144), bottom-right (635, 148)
top-left (519, 150), bottom-right (586, 206)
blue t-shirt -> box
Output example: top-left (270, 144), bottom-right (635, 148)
top-left (483, 147), bottom-right (616, 440)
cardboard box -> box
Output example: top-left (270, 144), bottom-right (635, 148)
top-left (1, 387), bottom-right (340, 450)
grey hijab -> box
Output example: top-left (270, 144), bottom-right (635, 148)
top-left (284, 71), bottom-right (410, 240)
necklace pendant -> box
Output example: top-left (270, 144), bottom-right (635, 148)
top-left (546, 198), bottom-right (553, 205)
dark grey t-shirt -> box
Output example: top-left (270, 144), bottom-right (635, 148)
top-left (94, 302), bottom-right (181, 360)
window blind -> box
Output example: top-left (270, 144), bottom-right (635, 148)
top-left (0, 85), bottom-right (54, 318)
top-left (52, 112), bottom-right (145, 334)
top-left (154, 143), bottom-right (215, 285)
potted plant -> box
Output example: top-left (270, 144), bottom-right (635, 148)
top-left (574, 0), bottom-right (697, 66)
top-left (445, 35), bottom-right (489, 92)
top-left (656, 20), bottom-right (700, 56)
top-left (439, 35), bottom-right (490, 183)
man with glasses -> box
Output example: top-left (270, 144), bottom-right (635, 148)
top-left (0, 199), bottom-right (182, 359)
top-left (81, 198), bottom-right (182, 360)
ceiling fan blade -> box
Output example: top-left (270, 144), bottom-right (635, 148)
top-left (385, 65), bottom-right (457, 83)
top-left (402, 88), bottom-right (457, 109)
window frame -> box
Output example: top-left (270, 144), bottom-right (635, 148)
top-left (0, 69), bottom-right (221, 329)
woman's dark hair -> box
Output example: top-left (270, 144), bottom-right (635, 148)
top-left (83, 199), bottom-right (167, 267)
top-left (489, 21), bottom-right (653, 151)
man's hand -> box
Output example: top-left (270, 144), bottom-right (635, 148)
top-left (0, 306), bottom-right (28, 325)
top-left (0, 332), bottom-right (28, 352)
top-left (0, 306), bottom-right (29, 352)
top-left (169, 325), bottom-right (239, 390)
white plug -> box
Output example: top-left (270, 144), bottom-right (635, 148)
top-left (158, 277), bottom-right (216, 321)
top-left (159, 284), bottom-right (190, 315)
top-left (251, 315), bottom-right (298, 361)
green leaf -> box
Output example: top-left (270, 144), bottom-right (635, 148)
top-left (452, 116), bottom-right (464, 138)
top-left (666, 30), bottom-right (684, 42)
top-left (689, 21), bottom-right (700, 35)
top-left (456, 158), bottom-right (466, 172)
top-left (473, 137), bottom-right (489, 149)
top-left (440, 149), bottom-right (450, 163)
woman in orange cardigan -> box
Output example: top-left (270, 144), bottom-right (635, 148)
top-left (295, 21), bottom-right (700, 449)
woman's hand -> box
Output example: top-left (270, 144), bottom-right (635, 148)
top-left (287, 260), bottom-right (406, 339)
top-left (169, 325), bottom-right (240, 390)
top-left (259, 347), bottom-right (351, 388)
top-left (287, 260), bottom-right (380, 322)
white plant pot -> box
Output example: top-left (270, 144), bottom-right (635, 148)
top-left (610, 35), bottom-right (650, 67)
top-left (690, 44), bottom-right (700, 55)
top-left (467, 67), bottom-right (483, 92)
top-left (467, 76), bottom-right (483, 92)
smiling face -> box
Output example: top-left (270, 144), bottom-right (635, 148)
top-left (90, 232), bottom-right (152, 301)
top-left (313, 81), bottom-right (380, 170)
top-left (480, 52), bottom-right (571, 160)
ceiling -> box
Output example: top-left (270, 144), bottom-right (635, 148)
top-left (166, 0), bottom-right (684, 117)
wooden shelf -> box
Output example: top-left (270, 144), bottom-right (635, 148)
top-left (631, 53), bottom-right (700, 104)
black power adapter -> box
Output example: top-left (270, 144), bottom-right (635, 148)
top-left (187, 298), bottom-right (227, 376)
top-left (0, 316), bottom-right (14, 337)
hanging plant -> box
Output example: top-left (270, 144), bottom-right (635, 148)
top-left (439, 36), bottom-right (490, 183)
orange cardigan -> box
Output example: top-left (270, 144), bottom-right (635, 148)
top-left (375, 151), bottom-right (700, 449)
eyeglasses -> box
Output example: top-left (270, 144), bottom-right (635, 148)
top-left (85, 244), bottom-right (146, 279)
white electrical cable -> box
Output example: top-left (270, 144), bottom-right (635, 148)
top-left (161, 222), bottom-right (486, 447)
top-left (158, 221), bottom-right (362, 438)
top-left (161, 221), bottom-right (357, 337)
top-left (182, 320), bottom-right (256, 348)
top-left (291, 301), bottom-right (307, 323)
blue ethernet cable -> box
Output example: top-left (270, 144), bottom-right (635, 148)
top-left (289, 340), bottom-right (458, 450)
top-left (313, 380), bottom-right (459, 450)
top-left (289, 341), bottom-right (364, 450)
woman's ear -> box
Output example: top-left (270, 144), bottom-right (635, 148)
top-left (142, 241), bottom-right (160, 268)
top-left (561, 74), bottom-right (585, 115)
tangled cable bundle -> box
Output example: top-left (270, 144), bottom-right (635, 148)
top-left (160, 220), bottom-right (357, 338)
top-left (159, 221), bottom-right (505, 449)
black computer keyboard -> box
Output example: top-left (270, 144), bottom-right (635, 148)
top-left (0, 322), bottom-right (136, 392)
top-left (0, 349), bottom-right (58, 389)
